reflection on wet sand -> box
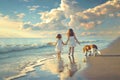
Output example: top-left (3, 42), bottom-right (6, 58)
top-left (67, 56), bottom-right (78, 77)
top-left (60, 55), bottom-right (81, 80)
top-left (41, 55), bottom-right (81, 80)
top-left (57, 57), bottom-right (64, 73)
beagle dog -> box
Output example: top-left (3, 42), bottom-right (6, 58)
top-left (83, 44), bottom-right (101, 56)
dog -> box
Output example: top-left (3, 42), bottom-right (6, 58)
top-left (83, 44), bottom-right (101, 56)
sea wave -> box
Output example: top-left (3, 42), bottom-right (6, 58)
top-left (0, 43), bottom-right (51, 53)
top-left (80, 40), bottom-right (104, 44)
top-left (0, 40), bottom-right (106, 53)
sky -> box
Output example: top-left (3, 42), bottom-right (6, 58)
top-left (0, 0), bottom-right (120, 38)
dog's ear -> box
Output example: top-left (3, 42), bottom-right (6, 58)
top-left (92, 44), bottom-right (98, 49)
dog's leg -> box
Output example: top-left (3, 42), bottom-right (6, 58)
top-left (91, 48), bottom-right (94, 56)
top-left (89, 50), bottom-right (92, 56)
top-left (85, 51), bottom-right (88, 56)
top-left (92, 48), bottom-right (97, 56)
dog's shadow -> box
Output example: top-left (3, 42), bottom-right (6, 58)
top-left (96, 55), bottom-right (120, 57)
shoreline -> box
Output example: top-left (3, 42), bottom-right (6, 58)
top-left (4, 53), bottom-right (86, 80)
top-left (80, 37), bottom-right (120, 80)
top-left (4, 37), bottom-right (120, 80)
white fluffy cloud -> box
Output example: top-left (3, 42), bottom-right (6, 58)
top-left (37, 9), bottom-right (67, 30)
top-left (21, 0), bottom-right (120, 32)
top-left (16, 13), bottom-right (25, 19)
top-left (27, 5), bottom-right (39, 11)
top-left (40, 9), bottom-right (65, 23)
top-left (1, 0), bottom-right (120, 37)
top-left (38, 0), bottom-right (81, 29)
top-left (69, 0), bottom-right (120, 29)
top-left (60, 0), bottom-right (82, 17)
top-left (21, 0), bottom-right (82, 30)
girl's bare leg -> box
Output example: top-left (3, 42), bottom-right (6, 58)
top-left (57, 51), bottom-right (61, 60)
top-left (71, 47), bottom-right (74, 56)
top-left (69, 47), bottom-right (71, 55)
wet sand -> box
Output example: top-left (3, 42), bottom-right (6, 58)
top-left (5, 53), bottom-right (86, 80)
top-left (80, 37), bottom-right (120, 80)
top-left (40, 54), bottom-right (86, 80)
top-left (5, 37), bottom-right (120, 80)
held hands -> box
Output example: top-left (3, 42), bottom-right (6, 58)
top-left (64, 42), bottom-right (67, 45)
top-left (63, 42), bottom-right (67, 45)
top-left (64, 41), bottom-right (68, 45)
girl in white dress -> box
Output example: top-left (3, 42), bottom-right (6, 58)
top-left (66, 29), bottom-right (80, 56)
top-left (55, 34), bottom-right (65, 59)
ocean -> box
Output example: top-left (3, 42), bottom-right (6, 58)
top-left (0, 36), bottom-right (115, 80)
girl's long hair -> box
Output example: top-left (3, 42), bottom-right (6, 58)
top-left (67, 28), bottom-right (74, 37)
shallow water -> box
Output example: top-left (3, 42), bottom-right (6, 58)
top-left (0, 36), bottom-right (114, 80)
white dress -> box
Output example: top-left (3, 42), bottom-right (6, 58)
top-left (68, 36), bottom-right (76, 47)
top-left (55, 39), bottom-right (63, 52)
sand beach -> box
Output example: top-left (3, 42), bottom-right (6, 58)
top-left (3, 37), bottom-right (120, 80)
top-left (80, 37), bottom-right (120, 80)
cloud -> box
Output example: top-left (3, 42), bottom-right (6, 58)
top-left (0, 14), bottom-right (40, 38)
top-left (23, 0), bottom-right (30, 2)
top-left (81, 32), bottom-right (97, 36)
top-left (1, 0), bottom-right (120, 37)
top-left (27, 5), bottom-right (40, 11)
top-left (60, 0), bottom-right (82, 17)
top-left (80, 21), bottom-right (95, 30)
top-left (20, 22), bottom-right (42, 31)
top-left (20, 21), bottom-right (65, 31)
top-left (20, 22), bottom-right (32, 30)
top-left (0, 14), bottom-right (43, 38)
top-left (0, 15), bottom-right (22, 29)
top-left (23, 0), bottom-right (82, 30)
top-left (39, 9), bottom-right (65, 23)
top-left (16, 13), bottom-right (25, 19)
top-left (21, 0), bottom-right (71, 31)
top-left (36, 9), bottom-right (67, 30)
top-left (20, 0), bottom-right (120, 32)
top-left (69, 0), bottom-right (120, 29)
top-left (80, 31), bottom-right (120, 36)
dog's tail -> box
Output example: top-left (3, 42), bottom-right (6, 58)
top-left (97, 50), bottom-right (101, 55)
